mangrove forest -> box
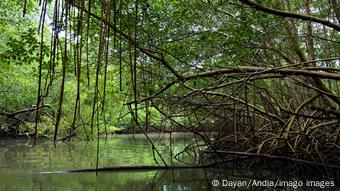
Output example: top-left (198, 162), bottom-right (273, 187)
top-left (0, 0), bottom-right (340, 190)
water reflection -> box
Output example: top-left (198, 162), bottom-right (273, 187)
top-left (0, 134), bottom-right (212, 191)
top-left (34, 169), bottom-right (213, 191)
top-left (1, 134), bottom-right (338, 190)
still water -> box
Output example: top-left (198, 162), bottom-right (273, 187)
top-left (0, 133), bottom-right (338, 191)
top-left (0, 133), bottom-right (218, 191)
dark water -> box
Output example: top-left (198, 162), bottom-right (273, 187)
top-left (0, 133), bottom-right (339, 191)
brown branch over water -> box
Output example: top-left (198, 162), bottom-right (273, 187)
top-left (126, 65), bottom-right (340, 105)
top-left (184, 66), bottom-right (340, 81)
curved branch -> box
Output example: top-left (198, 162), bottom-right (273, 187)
top-left (239, 0), bottom-right (340, 31)
top-left (184, 66), bottom-right (340, 81)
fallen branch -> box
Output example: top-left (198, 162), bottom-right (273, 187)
top-left (39, 164), bottom-right (217, 174)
